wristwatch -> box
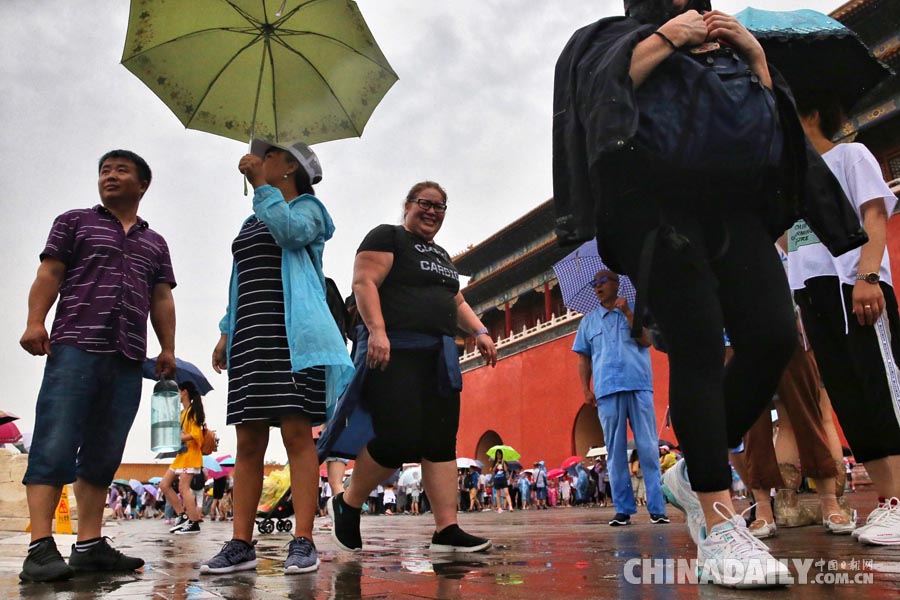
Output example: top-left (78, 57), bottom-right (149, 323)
top-left (856, 272), bottom-right (880, 284)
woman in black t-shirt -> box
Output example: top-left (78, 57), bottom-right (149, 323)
top-left (327, 181), bottom-right (497, 554)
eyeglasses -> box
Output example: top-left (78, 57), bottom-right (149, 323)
top-left (591, 276), bottom-right (618, 286)
top-left (408, 198), bottom-right (448, 213)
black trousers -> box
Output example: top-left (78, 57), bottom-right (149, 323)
top-left (794, 277), bottom-right (900, 463)
top-left (600, 185), bottom-right (796, 492)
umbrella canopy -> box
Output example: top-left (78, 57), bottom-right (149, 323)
top-left (142, 357), bottom-right (213, 395)
top-left (735, 8), bottom-right (893, 112)
top-left (143, 484), bottom-right (158, 497)
top-left (0, 422), bottom-right (23, 445)
top-left (486, 445), bottom-right (521, 462)
top-left (506, 460), bottom-right (523, 473)
top-left (456, 457), bottom-right (482, 470)
top-left (203, 455), bottom-right (224, 473)
top-left (148, 476), bottom-right (163, 485)
top-left (129, 479), bottom-right (145, 495)
top-left (552, 239), bottom-right (637, 315)
top-left (219, 456), bottom-right (236, 467)
top-left (398, 465), bottom-right (422, 488)
top-left (560, 456), bottom-right (583, 470)
top-left (121, 0), bottom-right (398, 145)
top-left (546, 468), bottom-right (566, 479)
top-left (585, 446), bottom-right (608, 458)
top-left (0, 410), bottom-right (19, 426)
top-left (112, 478), bottom-right (130, 486)
top-left (210, 466), bottom-right (234, 481)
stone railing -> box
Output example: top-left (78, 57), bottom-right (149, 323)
top-left (459, 309), bottom-right (583, 364)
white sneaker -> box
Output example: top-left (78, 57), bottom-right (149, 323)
top-left (697, 502), bottom-right (790, 588)
top-left (858, 498), bottom-right (900, 545)
top-left (661, 459), bottom-right (705, 544)
top-left (852, 500), bottom-right (889, 539)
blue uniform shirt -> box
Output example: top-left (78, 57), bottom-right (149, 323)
top-left (572, 303), bottom-right (653, 398)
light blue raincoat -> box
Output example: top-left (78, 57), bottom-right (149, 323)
top-left (219, 185), bottom-right (354, 420)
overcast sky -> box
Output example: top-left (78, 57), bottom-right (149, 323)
top-left (0, 0), bottom-right (843, 465)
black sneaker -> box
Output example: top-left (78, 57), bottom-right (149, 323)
top-left (650, 513), bottom-right (670, 524)
top-left (609, 513), bottom-right (631, 526)
top-left (68, 537), bottom-right (144, 572)
top-left (201, 539), bottom-right (258, 574)
top-left (174, 520), bottom-right (201, 535)
top-left (19, 538), bottom-right (74, 582)
top-left (327, 493), bottom-right (362, 551)
top-left (169, 514), bottom-right (189, 533)
top-left (429, 524), bottom-right (492, 553)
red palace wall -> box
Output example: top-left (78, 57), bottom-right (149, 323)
top-left (457, 334), bottom-right (672, 468)
top-left (458, 214), bottom-right (900, 465)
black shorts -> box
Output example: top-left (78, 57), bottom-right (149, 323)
top-left (363, 349), bottom-right (460, 468)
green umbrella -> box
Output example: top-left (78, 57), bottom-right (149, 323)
top-left (486, 445), bottom-right (521, 462)
top-left (112, 478), bottom-right (129, 486)
top-left (121, 0), bottom-right (398, 145)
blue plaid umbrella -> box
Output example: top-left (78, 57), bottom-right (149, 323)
top-left (552, 239), bottom-right (636, 315)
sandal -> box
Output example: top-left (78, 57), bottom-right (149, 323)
top-left (748, 518), bottom-right (777, 539)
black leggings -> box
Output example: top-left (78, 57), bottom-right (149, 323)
top-left (794, 277), bottom-right (900, 463)
top-left (363, 349), bottom-right (460, 468)
top-left (602, 196), bottom-right (796, 492)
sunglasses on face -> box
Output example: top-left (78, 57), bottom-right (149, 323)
top-left (591, 276), bottom-right (618, 286)
top-left (408, 198), bottom-right (448, 213)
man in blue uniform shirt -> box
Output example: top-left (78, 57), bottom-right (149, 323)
top-left (573, 270), bottom-right (668, 526)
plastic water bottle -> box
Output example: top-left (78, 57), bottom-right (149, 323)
top-left (150, 378), bottom-right (181, 452)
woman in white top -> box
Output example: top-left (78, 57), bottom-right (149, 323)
top-left (789, 94), bottom-right (900, 546)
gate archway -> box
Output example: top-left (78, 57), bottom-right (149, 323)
top-left (474, 430), bottom-right (503, 465)
top-left (572, 404), bottom-right (604, 456)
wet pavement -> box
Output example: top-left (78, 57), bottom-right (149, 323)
top-left (2, 489), bottom-right (899, 599)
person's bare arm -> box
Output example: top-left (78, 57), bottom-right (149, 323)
top-left (352, 251), bottom-right (393, 370)
top-left (20, 257), bottom-right (66, 356)
top-left (629, 10), bottom-right (708, 87)
top-left (577, 353), bottom-right (595, 406)
top-left (150, 283), bottom-right (176, 377)
top-left (703, 11), bottom-right (772, 89)
top-left (852, 198), bottom-right (888, 325)
top-left (455, 293), bottom-right (497, 367)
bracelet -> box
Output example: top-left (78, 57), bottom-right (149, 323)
top-left (473, 327), bottom-right (489, 337)
top-left (653, 30), bottom-right (678, 51)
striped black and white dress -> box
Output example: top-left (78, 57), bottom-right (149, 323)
top-left (227, 217), bottom-right (326, 426)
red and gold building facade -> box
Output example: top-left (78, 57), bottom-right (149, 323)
top-left (453, 0), bottom-right (900, 468)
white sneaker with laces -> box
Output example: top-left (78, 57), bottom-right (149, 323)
top-left (853, 501), bottom-right (889, 539)
top-left (697, 502), bottom-right (791, 588)
top-left (660, 459), bottom-right (705, 544)
top-left (858, 498), bottom-right (900, 546)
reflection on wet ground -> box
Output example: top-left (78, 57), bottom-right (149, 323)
top-left (1, 489), bottom-right (898, 599)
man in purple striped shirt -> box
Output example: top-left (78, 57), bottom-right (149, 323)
top-left (18, 150), bottom-right (177, 583)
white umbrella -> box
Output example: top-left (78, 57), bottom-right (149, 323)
top-left (586, 446), bottom-right (608, 458)
top-left (456, 457), bottom-right (482, 470)
top-left (398, 466), bottom-right (422, 488)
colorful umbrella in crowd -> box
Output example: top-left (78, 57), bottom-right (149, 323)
top-left (148, 476), bottom-right (163, 485)
top-left (142, 357), bottom-right (213, 395)
top-left (553, 238), bottom-right (637, 315)
top-left (398, 465), bottom-right (422, 488)
top-left (203, 455), bottom-right (224, 473)
top-left (0, 410), bottom-right (19, 426)
top-left (735, 8), bottom-right (893, 112)
top-left (456, 457), bottom-right (483, 470)
top-left (129, 479), bottom-right (145, 495)
top-left (0, 421), bottom-right (23, 445)
top-left (546, 468), bottom-right (566, 479)
top-left (585, 446), bottom-right (608, 458)
top-left (211, 455), bottom-right (234, 480)
top-left (486, 445), bottom-right (520, 462)
top-left (121, 0), bottom-right (398, 146)
top-left (560, 455), bottom-right (583, 470)
top-left (218, 456), bottom-right (236, 467)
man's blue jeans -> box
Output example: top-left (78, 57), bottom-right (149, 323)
top-left (23, 344), bottom-right (143, 487)
top-left (597, 389), bottom-right (666, 515)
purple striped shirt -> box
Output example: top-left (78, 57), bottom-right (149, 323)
top-left (41, 205), bottom-right (176, 361)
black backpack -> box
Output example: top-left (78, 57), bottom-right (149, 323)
top-left (324, 277), bottom-right (349, 342)
top-left (633, 43), bottom-right (783, 188)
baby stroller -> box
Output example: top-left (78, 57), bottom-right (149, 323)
top-left (255, 465), bottom-right (294, 534)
